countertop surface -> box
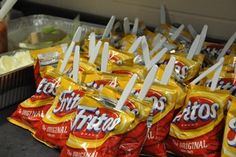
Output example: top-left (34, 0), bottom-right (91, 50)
top-left (0, 105), bottom-right (59, 157)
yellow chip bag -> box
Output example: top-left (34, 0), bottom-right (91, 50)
top-left (59, 90), bottom-right (140, 157)
top-left (9, 69), bottom-right (62, 133)
top-left (100, 86), bottom-right (151, 157)
top-left (34, 76), bottom-right (88, 148)
top-left (119, 81), bottom-right (178, 157)
top-left (166, 85), bottom-right (229, 157)
top-left (159, 53), bottom-right (203, 84)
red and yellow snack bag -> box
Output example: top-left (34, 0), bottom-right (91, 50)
top-left (34, 77), bottom-right (87, 148)
top-left (60, 94), bottom-right (136, 157)
top-left (159, 53), bottom-right (203, 84)
top-left (166, 85), bottom-right (229, 157)
top-left (98, 86), bottom-right (151, 157)
top-left (8, 69), bottom-right (62, 133)
top-left (221, 98), bottom-right (236, 156)
top-left (117, 79), bottom-right (178, 156)
top-left (137, 83), bottom-right (178, 156)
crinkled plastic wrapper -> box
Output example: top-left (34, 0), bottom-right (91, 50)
top-left (60, 93), bottom-right (137, 157)
top-left (120, 82), bottom-right (178, 157)
top-left (166, 85), bottom-right (229, 157)
top-left (34, 77), bottom-right (87, 148)
top-left (158, 53), bottom-right (203, 84)
top-left (9, 69), bottom-right (62, 133)
top-left (98, 86), bottom-right (151, 157)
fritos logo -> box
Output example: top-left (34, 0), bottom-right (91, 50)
top-left (132, 89), bottom-right (167, 115)
top-left (123, 99), bottom-right (139, 116)
top-left (71, 105), bottom-right (121, 139)
top-left (86, 80), bottom-right (118, 90)
top-left (65, 66), bottom-right (85, 78)
top-left (227, 117), bottom-right (236, 147)
top-left (206, 78), bottom-right (236, 96)
top-left (109, 54), bottom-right (123, 64)
top-left (205, 44), bottom-right (223, 56)
top-left (173, 97), bottom-right (219, 129)
top-left (53, 90), bottom-right (85, 117)
top-left (159, 59), bottom-right (189, 81)
top-left (174, 60), bottom-right (189, 81)
top-left (35, 77), bottom-right (60, 97)
top-left (203, 43), bottom-right (230, 59)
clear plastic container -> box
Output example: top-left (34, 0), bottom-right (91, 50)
top-left (7, 14), bottom-right (105, 50)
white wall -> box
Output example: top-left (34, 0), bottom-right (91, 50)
top-left (25, 0), bottom-right (236, 40)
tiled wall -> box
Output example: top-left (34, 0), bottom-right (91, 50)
top-left (26, 0), bottom-right (236, 40)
